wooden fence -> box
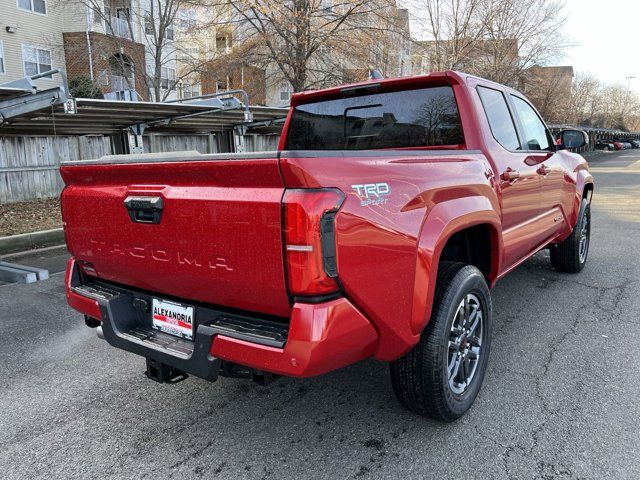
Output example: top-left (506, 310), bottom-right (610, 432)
top-left (0, 136), bottom-right (111, 203)
top-left (0, 133), bottom-right (281, 203)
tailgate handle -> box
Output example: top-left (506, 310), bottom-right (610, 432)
top-left (123, 196), bottom-right (163, 224)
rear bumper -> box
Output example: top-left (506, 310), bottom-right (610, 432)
top-left (65, 258), bottom-right (378, 379)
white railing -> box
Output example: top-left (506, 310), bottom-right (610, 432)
top-left (107, 16), bottom-right (133, 39)
top-left (110, 75), bottom-right (133, 92)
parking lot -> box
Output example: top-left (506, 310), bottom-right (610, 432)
top-left (1, 150), bottom-right (639, 479)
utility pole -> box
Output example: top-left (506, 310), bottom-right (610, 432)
top-left (625, 76), bottom-right (636, 98)
top-left (622, 76), bottom-right (636, 120)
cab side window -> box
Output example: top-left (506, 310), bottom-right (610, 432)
top-left (477, 86), bottom-right (520, 151)
top-left (510, 95), bottom-right (551, 151)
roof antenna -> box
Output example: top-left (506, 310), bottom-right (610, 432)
top-left (369, 69), bottom-right (384, 80)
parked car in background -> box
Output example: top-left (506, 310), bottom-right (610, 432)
top-left (614, 139), bottom-right (638, 149)
top-left (595, 140), bottom-right (615, 151)
top-left (631, 140), bottom-right (640, 148)
top-left (612, 141), bottom-right (625, 150)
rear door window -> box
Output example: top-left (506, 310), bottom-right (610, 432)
top-left (285, 86), bottom-right (464, 150)
top-left (477, 86), bottom-right (520, 151)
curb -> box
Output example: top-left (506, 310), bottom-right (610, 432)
top-left (0, 228), bottom-right (65, 255)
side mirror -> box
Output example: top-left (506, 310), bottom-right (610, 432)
top-left (559, 129), bottom-right (588, 149)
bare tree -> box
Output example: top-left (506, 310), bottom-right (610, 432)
top-left (142, 0), bottom-right (182, 101)
top-left (199, 0), bottom-right (408, 93)
top-left (480, 0), bottom-right (571, 85)
top-left (597, 83), bottom-right (640, 130)
top-left (522, 66), bottom-right (574, 123)
top-left (418, 0), bottom-right (486, 72)
top-left (567, 73), bottom-right (602, 125)
top-left (556, 73), bottom-right (640, 130)
top-left (411, 0), bottom-right (572, 87)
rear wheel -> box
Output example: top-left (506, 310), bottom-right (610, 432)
top-left (550, 198), bottom-right (591, 273)
top-left (390, 262), bottom-right (492, 422)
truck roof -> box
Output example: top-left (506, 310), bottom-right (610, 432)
top-left (290, 71), bottom-right (458, 106)
top-left (290, 70), bottom-right (521, 107)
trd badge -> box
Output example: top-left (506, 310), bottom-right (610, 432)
top-left (351, 183), bottom-right (391, 206)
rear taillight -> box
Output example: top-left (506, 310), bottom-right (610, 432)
top-left (60, 188), bottom-right (73, 253)
top-left (283, 188), bottom-right (344, 297)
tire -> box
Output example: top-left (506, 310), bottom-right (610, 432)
top-left (389, 261), bottom-right (492, 422)
top-left (550, 198), bottom-right (591, 273)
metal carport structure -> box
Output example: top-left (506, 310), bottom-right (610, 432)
top-left (0, 71), bottom-right (287, 154)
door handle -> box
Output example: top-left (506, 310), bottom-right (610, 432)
top-left (123, 196), bottom-right (163, 224)
top-left (537, 164), bottom-right (551, 175)
top-left (501, 169), bottom-right (520, 181)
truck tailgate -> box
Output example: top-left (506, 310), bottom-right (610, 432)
top-left (60, 153), bottom-right (291, 318)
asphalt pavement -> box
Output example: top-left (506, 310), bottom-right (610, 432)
top-left (1, 150), bottom-right (639, 479)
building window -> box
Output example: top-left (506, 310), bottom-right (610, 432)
top-left (91, 5), bottom-right (103, 25)
top-left (108, 7), bottom-right (133, 39)
top-left (279, 84), bottom-right (293, 102)
top-left (215, 77), bottom-right (231, 92)
top-left (182, 83), bottom-right (200, 99)
top-left (0, 42), bottom-right (5, 75)
top-left (17, 0), bottom-right (47, 15)
top-left (144, 14), bottom-right (153, 34)
top-left (161, 67), bottom-right (176, 90)
top-left (146, 12), bottom-right (173, 40)
top-left (22, 45), bottom-right (52, 78)
top-left (216, 35), bottom-right (230, 53)
top-left (109, 53), bottom-right (134, 91)
top-left (180, 47), bottom-right (199, 62)
top-left (180, 9), bottom-right (197, 30)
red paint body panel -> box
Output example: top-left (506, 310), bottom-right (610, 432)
top-left (211, 297), bottom-right (378, 377)
top-left (62, 70), bottom-right (593, 375)
top-left (279, 151), bottom-right (500, 360)
top-left (65, 258), bottom-right (102, 320)
top-left (60, 158), bottom-right (291, 317)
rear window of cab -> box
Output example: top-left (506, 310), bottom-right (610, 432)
top-left (285, 86), bottom-right (464, 150)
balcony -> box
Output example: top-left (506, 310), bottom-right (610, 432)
top-left (110, 75), bottom-right (134, 92)
top-left (106, 16), bottom-right (133, 40)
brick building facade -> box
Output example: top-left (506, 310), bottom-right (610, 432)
top-left (63, 32), bottom-right (148, 100)
top-left (201, 61), bottom-right (266, 106)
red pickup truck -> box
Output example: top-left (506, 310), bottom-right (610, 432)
top-left (61, 71), bottom-right (593, 421)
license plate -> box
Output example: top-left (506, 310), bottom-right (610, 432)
top-left (151, 298), bottom-right (194, 341)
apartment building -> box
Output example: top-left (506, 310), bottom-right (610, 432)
top-left (62, 0), bottom-right (148, 100)
top-left (173, 4), bottom-right (267, 104)
top-left (0, 0), bottom-right (70, 91)
top-left (0, 0), bottom-right (177, 101)
top-left (521, 65), bottom-right (575, 123)
top-left (412, 38), bottom-right (520, 78)
top-left (170, 0), bottom-right (412, 108)
top-left (263, 1), bottom-right (412, 107)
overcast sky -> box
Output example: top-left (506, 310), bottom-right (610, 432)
top-left (405, 0), bottom-right (640, 95)
top-left (563, 0), bottom-right (640, 94)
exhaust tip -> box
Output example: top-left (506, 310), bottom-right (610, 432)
top-left (96, 326), bottom-right (105, 340)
